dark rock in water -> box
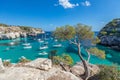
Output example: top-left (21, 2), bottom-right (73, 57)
top-left (98, 18), bottom-right (120, 50)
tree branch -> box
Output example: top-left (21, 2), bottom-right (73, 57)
top-left (69, 40), bottom-right (77, 45)
top-left (86, 49), bottom-right (91, 63)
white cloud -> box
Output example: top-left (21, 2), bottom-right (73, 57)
top-left (58, 0), bottom-right (79, 9)
top-left (81, 1), bottom-right (91, 7)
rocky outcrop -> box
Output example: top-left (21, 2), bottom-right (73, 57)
top-left (0, 25), bottom-right (43, 40)
top-left (0, 58), bottom-right (4, 73)
top-left (0, 58), bottom-right (101, 80)
top-left (25, 58), bottom-right (52, 71)
top-left (0, 67), bottom-right (81, 80)
top-left (0, 58), bottom-right (81, 80)
top-left (98, 18), bottom-right (120, 50)
top-left (70, 62), bottom-right (100, 77)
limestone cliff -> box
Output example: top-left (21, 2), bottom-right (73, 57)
top-left (98, 18), bottom-right (120, 50)
top-left (0, 58), bottom-right (99, 80)
top-left (0, 24), bottom-right (43, 40)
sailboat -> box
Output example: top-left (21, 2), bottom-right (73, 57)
top-left (22, 37), bottom-right (32, 49)
top-left (53, 44), bottom-right (62, 48)
top-left (38, 51), bottom-right (48, 55)
top-left (23, 45), bottom-right (32, 49)
top-left (39, 45), bottom-right (48, 50)
top-left (9, 42), bottom-right (15, 45)
top-left (38, 33), bottom-right (45, 43)
top-left (53, 39), bottom-right (62, 48)
top-left (22, 37), bottom-right (31, 46)
top-left (38, 39), bottom-right (44, 43)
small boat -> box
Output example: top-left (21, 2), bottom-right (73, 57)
top-left (53, 44), bottom-right (62, 48)
top-left (9, 42), bottom-right (15, 45)
top-left (38, 39), bottom-right (44, 43)
top-left (22, 43), bottom-right (30, 46)
top-left (23, 45), bottom-right (32, 49)
top-left (22, 36), bottom-right (31, 46)
top-left (38, 52), bottom-right (48, 55)
top-left (39, 46), bottom-right (48, 50)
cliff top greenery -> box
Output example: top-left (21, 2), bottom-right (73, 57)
top-left (0, 23), bottom-right (42, 32)
top-left (98, 18), bottom-right (120, 37)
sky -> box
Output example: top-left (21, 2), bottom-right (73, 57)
top-left (0, 0), bottom-right (120, 31)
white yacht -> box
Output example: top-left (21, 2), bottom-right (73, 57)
top-left (22, 37), bottom-right (31, 46)
top-left (22, 43), bottom-right (30, 46)
top-left (53, 44), bottom-right (62, 48)
top-left (38, 51), bottom-right (48, 55)
top-left (39, 46), bottom-right (48, 50)
top-left (23, 45), bottom-right (32, 49)
top-left (38, 39), bottom-right (44, 43)
top-left (9, 42), bottom-right (15, 45)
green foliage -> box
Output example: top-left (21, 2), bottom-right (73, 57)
top-left (53, 25), bottom-right (76, 40)
top-left (89, 65), bottom-right (120, 80)
top-left (99, 18), bottom-right (120, 37)
top-left (75, 24), bottom-right (94, 40)
top-left (0, 23), bottom-right (9, 27)
top-left (3, 60), bottom-right (11, 67)
top-left (53, 56), bottom-right (64, 65)
top-left (92, 37), bottom-right (101, 44)
top-left (100, 31), bottom-right (107, 35)
top-left (53, 54), bottom-right (74, 66)
top-left (19, 57), bottom-right (31, 63)
top-left (62, 54), bottom-right (74, 66)
top-left (88, 47), bottom-right (106, 59)
top-left (53, 24), bottom-right (94, 42)
top-left (19, 26), bottom-right (32, 32)
top-left (48, 50), bottom-right (57, 62)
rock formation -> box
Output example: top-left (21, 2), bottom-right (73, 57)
top-left (0, 58), bottom-right (100, 80)
top-left (0, 24), bottom-right (43, 40)
top-left (0, 58), bottom-right (4, 73)
top-left (98, 18), bottom-right (120, 50)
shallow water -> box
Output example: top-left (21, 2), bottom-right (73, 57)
top-left (0, 32), bottom-right (119, 66)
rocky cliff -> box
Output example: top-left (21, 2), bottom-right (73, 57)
top-left (98, 18), bottom-right (120, 50)
top-left (0, 24), bottom-right (43, 40)
top-left (0, 58), bottom-right (99, 80)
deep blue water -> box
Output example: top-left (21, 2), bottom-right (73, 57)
top-left (0, 31), bottom-right (119, 66)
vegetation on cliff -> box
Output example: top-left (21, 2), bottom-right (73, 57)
top-left (89, 65), bottom-right (120, 80)
top-left (98, 18), bottom-right (120, 37)
top-left (0, 23), bottom-right (42, 34)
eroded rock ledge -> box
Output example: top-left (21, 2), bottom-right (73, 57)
top-left (98, 18), bottom-right (120, 50)
top-left (0, 25), bottom-right (43, 40)
top-left (0, 58), bottom-right (99, 80)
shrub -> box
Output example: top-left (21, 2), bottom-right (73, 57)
top-left (100, 31), bottom-right (107, 35)
top-left (19, 56), bottom-right (31, 63)
top-left (3, 60), bottom-right (11, 67)
top-left (53, 54), bottom-right (74, 66)
top-left (48, 50), bottom-right (57, 62)
top-left (89, 65), bottom-right (120, 80)
top-left (88, 47), bottom-right (106, 59)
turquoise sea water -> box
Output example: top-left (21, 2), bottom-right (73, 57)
top-left (0, 32), bottom-right (120, 66)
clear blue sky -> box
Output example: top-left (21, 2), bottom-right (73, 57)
top-left (0, 0), bottom-right (120, 31)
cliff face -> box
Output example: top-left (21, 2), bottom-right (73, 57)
top-left (0, 58), bottom-right (100, 80)
top-left (98, 18), bottom-right (120, 50)
top-left (0, 24), bottom-right (43, 40)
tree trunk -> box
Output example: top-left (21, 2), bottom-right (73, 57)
top-left (77, 44), bottom-right (90, 80)
top-left (59, 62), bottom-right (67, 71)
